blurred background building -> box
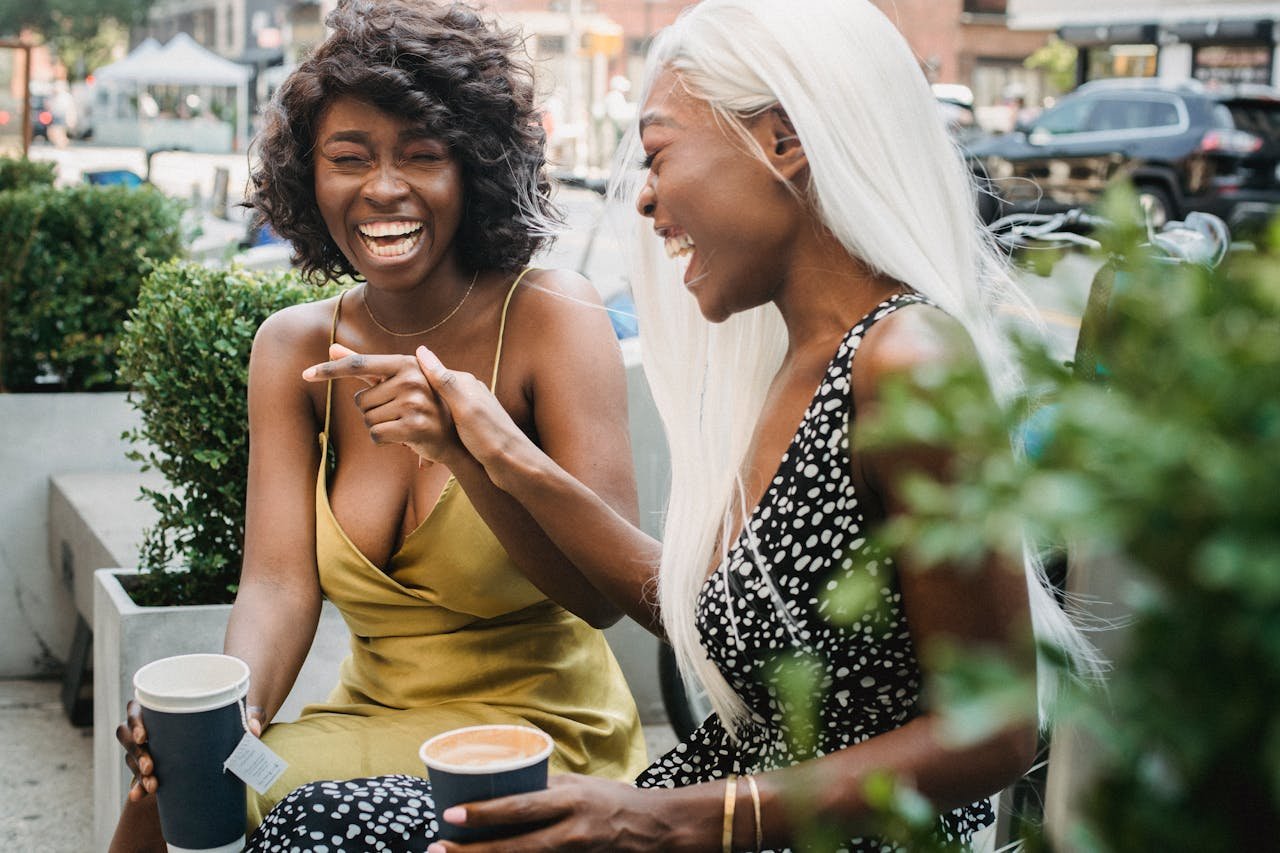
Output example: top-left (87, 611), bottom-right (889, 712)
top-left (1010, 0), bottom-right (1280, 87)
top-left (5, 0), bottom-right (1279, 160)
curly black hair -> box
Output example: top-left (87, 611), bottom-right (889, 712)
top-left (248, 0), bottom-right (559, 279)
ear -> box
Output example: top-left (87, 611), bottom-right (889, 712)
top-left (763, 107), bottom-right (807, 182)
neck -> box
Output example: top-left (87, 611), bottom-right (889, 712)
top-left (361, 261), bottom-right (476, 335)
top-left (771, 226), bottom-right (903, 356)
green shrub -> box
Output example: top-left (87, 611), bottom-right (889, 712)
top-left (858, 198), bottom-right (1280, 849)
top-left (118, 261), bottom-right (343, 606)
top-left (0, 184), bottom-right (184, 391)
top-left (0, 156), bottom-right (57, 191)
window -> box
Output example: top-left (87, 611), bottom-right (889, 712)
top-left (1085, 98), bottom-right (1180, 133)
top-left (1034, 97), bottom-right (1094, 135)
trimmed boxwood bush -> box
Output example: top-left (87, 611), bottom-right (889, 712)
top-left (0, 156), bottom-right (57, 191)
top-left (0, 184), bottom-right (185, 391)
top-left (118, 261), bottom-right (344, 605)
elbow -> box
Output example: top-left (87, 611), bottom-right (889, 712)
top-left (999, 721), bottom-right (1041, 785)
top-left (582, 602), bottom-right (625, 630)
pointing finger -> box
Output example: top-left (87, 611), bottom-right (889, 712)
top-left (302, 353), bottom-right (401, 384)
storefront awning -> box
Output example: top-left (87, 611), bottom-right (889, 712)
top-left (1165, 19), bottom-right (1275, 45)
top-left (1059, 22), bottom-right (1158, 47)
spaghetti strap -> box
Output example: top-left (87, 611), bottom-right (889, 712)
top-left (321, 291), bottom-right (345, 443)
top-left (489, 267), bottom-right (534, 393)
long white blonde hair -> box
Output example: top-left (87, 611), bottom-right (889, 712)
top-left (611, 0), bottom-right (1097, 736)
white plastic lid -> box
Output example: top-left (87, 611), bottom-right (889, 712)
top-left (134, 653), bottom-right (250, 714)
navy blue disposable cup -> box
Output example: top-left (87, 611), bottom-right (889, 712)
top-left (134, 653), bottom-right (251, 853)
top-left (419, 724), bottom-right (554, 843)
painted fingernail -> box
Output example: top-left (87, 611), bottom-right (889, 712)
top-left (427, 845), bottom-right (446, 853)
top-left (302, 367), bottom-right (316, 380)
top-left (442, 806), bottom-right (466, 824)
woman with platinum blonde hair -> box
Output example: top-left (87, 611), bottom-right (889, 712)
top-left (250, 0), bottom-right (1096, 849)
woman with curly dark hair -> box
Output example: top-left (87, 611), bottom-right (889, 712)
top-left (109, 2), bottom-right (646, 850)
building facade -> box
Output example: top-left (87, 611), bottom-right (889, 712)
top-left (1009, 0), bottom-right (1280, 86)
top-left (870, 0), bottom-right (1055, 108)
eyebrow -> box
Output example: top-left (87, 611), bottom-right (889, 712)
top-left (320, 129), bottom-right (445, 146)
top-left (638, 112), bottom-right (680, 134)
top-left (321, 130), bottom-right (370, 145)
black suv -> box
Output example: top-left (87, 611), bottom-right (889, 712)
top-left (967, 79), bottom-right (1280, 234)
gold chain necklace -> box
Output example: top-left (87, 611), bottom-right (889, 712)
top-left (362, 270), bottom-right (478, 337)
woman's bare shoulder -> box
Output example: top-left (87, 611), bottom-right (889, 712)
top-left (251, 293), bottom-right (345, 380)
top-left (253, 294), bottom-right (343, 354)
top-left (515, 267), bottom-right (605, 312)
top-left (852, 302), bottom-right (981, 400)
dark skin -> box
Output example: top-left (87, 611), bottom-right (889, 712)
top-left (109, 96), bottom-right (638, 853)
top-left (371, 69), bottom-right (1037, 852)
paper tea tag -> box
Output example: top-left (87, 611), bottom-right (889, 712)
top-left (224, 732), bottom-right (288, 795)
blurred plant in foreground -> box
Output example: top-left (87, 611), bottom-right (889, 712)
top-left (849, 189), bottom-right (1280, 850)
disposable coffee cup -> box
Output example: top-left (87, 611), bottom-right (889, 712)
top-left (133, 653), bottom-right (251, 853)
top-left (419, 724), bottom-right (554, 843)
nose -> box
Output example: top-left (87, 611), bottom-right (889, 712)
top-left (364, 163), bottom-right (409, 205)
top-left (635, 177), bottom-right (657, 218)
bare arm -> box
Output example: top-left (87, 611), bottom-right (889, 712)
top-left (224, 306), bottom-right (327, 725)
top-left (433, 307), bottom-right (1037, 852)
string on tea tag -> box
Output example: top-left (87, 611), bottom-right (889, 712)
top-left (225, 699), bottom-right (288, 795)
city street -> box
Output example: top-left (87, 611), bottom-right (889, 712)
top-left (26, 140), bottom-right (1095, 362)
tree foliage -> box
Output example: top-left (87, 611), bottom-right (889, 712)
top-left (1, 0), bottom-right (152, 79)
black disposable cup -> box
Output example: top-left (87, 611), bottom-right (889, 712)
top-left (134, 653), bottom-right (251, 853)
top-left (419, 724), bottom-right (555, 843)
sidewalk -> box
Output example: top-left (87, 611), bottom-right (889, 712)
top-left (0, 677), bottom-right (676, 853)
top-left (1, 679), bottom-right (92, 852)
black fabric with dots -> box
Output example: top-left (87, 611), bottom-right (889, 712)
top-left (633, 294), bottom-right (993, 850)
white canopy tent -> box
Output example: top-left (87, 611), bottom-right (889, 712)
top-left (92, 34), bottom-right (252, 152)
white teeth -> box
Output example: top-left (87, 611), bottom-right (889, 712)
top-left (359, 229), bottom-right (423, 258)
top-left (357, 221), bottom-right (424, 258)
top-left (358, 220), bottom-right (423, 238)
top-left (664, 232), bottom-right (695, 259)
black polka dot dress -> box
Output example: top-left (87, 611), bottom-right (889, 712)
top-left (632, 294), bottom-right (993, 849)
top-left (246, 295), bottom-right (992, 851)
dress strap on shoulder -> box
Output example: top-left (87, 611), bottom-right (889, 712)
top-left (489, 267), bottom-right (534, 393)
top-left (321, 290), bottom-right (345, 442)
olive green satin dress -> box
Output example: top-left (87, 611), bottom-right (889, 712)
top-left (247, 272), bottom-right (647, 827)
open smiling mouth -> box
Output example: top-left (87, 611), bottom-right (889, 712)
top-left (357, 220), bottom-right (425, 258)
top-left (664, 232), bottom-right (695, 259)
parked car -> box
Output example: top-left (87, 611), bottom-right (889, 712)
top-left (29, 93), bottom-right (59, 141)
top-left (933, 83), bottom-right (984, 145)
top-left (966, 78), bottom-right (1280, 235)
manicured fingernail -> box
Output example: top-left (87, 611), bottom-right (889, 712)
top-left (442, 806), bottom-right (466, 824)
top-left (302, 367), bottom-right (316, 380)
top-left (427, 845), bottom-right (446, 853)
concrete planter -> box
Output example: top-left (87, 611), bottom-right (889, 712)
top-left (0, 392), bottom-right (143, 678)
top-left (92, 568), bottom-right (350, 853)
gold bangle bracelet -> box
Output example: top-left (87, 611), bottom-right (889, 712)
top-left (722, 773), bottom-right (739, 853)
top-left (746, 775), bottom-right (762, 851)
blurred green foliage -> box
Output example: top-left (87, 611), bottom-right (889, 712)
top-left (0, 157), bottom-right (56, 191)
top-left (117, 261), bottom-right (342, 605)
top-left (0, 181), bottom-right (184, 390)
top-left (1024, 37), bottom-right (1079, 96)
top-left (1, 0), bottom-right (152, 79)
top-left (857, 193), bottom-right (1280, 848)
